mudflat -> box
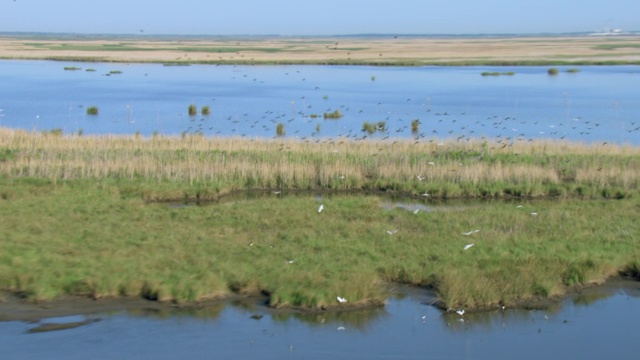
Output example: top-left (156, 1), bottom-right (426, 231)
top-left (0, 34), bottom-right (639, 65)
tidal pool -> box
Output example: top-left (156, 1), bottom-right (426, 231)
top-left (1, 281), bottom-right (639, 359)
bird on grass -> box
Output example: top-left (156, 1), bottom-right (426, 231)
top-left (318, 204), bottom-right (324, 213)
top-left (463, 244), bottom-right (474, 251)
top-left (462, 230), bottom-right (479, 236)
top-left (337, 296), bottom-right (347, 303)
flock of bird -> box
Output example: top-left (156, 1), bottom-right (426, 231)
top-left (4, 63), bottom-right (629, 147)
top-left (145, 66), bottom-right (638, 146)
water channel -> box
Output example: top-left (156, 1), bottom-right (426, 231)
top-left (1, 281), bottom-right (639, 359)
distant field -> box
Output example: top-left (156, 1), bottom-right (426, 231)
top-left (1, 34), bottom-right (639, 65)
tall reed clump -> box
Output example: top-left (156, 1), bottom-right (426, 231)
top-left (201, 105), bottom-right (211, 116)
top-left (323, 109), bottom-right (343, 119)
top-left (276, 123), bottom-right (285, 137)
top-left (188, 104), bottom-right (197, 116)
top-left (86, 106), bottom-right (99, 115)
top-left (411, 119), bottom-right (420, 133)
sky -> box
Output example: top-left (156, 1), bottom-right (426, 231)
top-left (1, 0), bottom-right (639, 36)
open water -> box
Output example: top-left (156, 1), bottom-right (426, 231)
top-left (1, 61), bottom-right (639, 144)
top-left (1, 282), bottom-right (640, 359)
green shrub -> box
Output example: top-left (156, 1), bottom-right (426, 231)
top-left (188, 104), bottom-right (197, 116)
top-left (201, 105), bottom-right (211, 116)
top-left (411, 119), bottom-right (420, 133)
top-left (323, 110), bottom-right (343, 119)
top-left (547, 68), bottom-right (559, 76)
top-left (86, 106), bottom-right (99, 115)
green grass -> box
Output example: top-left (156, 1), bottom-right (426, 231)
top-left (0, 178), bottom-right (638, 311)
top-left (481, 71), bottom-right (515, 76)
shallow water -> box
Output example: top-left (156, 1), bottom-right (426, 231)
top-left (1, 282), bottom-right (639, 359)
top-left (1, 61), bottom-right (639, 144)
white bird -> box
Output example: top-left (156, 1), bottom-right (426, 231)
top-left (531, 212), bottom-right (538, 216)
top-left (463, 244), bottom-right (474, 250)
top-left (421, 193), bottom-right (430, 197)
top-left (318, 204), bottom-right (324, 213)
top-left (416, 175), bottom-right (424, 181)
top-left (456, 309), bottom-right (465, 316)
top-left (428, 161), bottom-right (435, 166)
top-left (413, 208), bottom-right (420, 214)
top-left (337, 296), bottom-right (347, 303)
top-left (337, 326), bottom-right (346, 331)
top-left (462, 230), bottom-right (479, 236)
top-left (272, 191), bottom-right (281, 195)
top-left (386, 229), bottom-right (398, 235)
top-left (516, 205), bottom-right (523, 208)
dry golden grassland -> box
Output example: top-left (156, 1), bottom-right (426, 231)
top-left (1, 35), bottom-right (639, 65)
top-left (1, 128), bottom-right (639, 199)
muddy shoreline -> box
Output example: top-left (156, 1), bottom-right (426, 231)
top-left (2, 277), bottom-right (638, 322)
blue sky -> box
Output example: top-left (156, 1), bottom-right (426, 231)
top-left (1, 0), bottom-right (638, 35)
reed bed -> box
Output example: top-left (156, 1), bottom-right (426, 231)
top-left (1, 128), bottom-right (639, 199)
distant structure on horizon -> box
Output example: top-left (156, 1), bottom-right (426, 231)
top-left (588, 26), bottom-right (627, 36)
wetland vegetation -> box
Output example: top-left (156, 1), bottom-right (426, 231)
top-left (1, 128), bottom-right (639, 311)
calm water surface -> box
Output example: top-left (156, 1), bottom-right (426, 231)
top-left (1, 61), bottom-right (639, 144)
top-left (1, 283), bottom-right (639, 359)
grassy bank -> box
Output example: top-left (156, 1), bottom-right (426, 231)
top-left (1, 129), bottom-right (640, 311)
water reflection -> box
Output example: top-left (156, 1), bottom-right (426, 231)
top-left (2, 281), bottom-right (640, 359)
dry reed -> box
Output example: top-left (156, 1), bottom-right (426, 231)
top-left (1, 128), bottom-right (639, 198)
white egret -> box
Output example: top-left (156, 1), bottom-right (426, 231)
top-left (463, 244), bottom-right (474, 250)
top-left (462, 230), bottom-right (479, 236)
top-left (386, 229), bottom-right (398, 235)
top-left (456, 309), bottom-right (465, 316)
top-left (337, 296), bottom-right (347, 303)
top-left (318, 204), bottom-right (324, 213)
top-left (413, 208), bottom-right (420, 214)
